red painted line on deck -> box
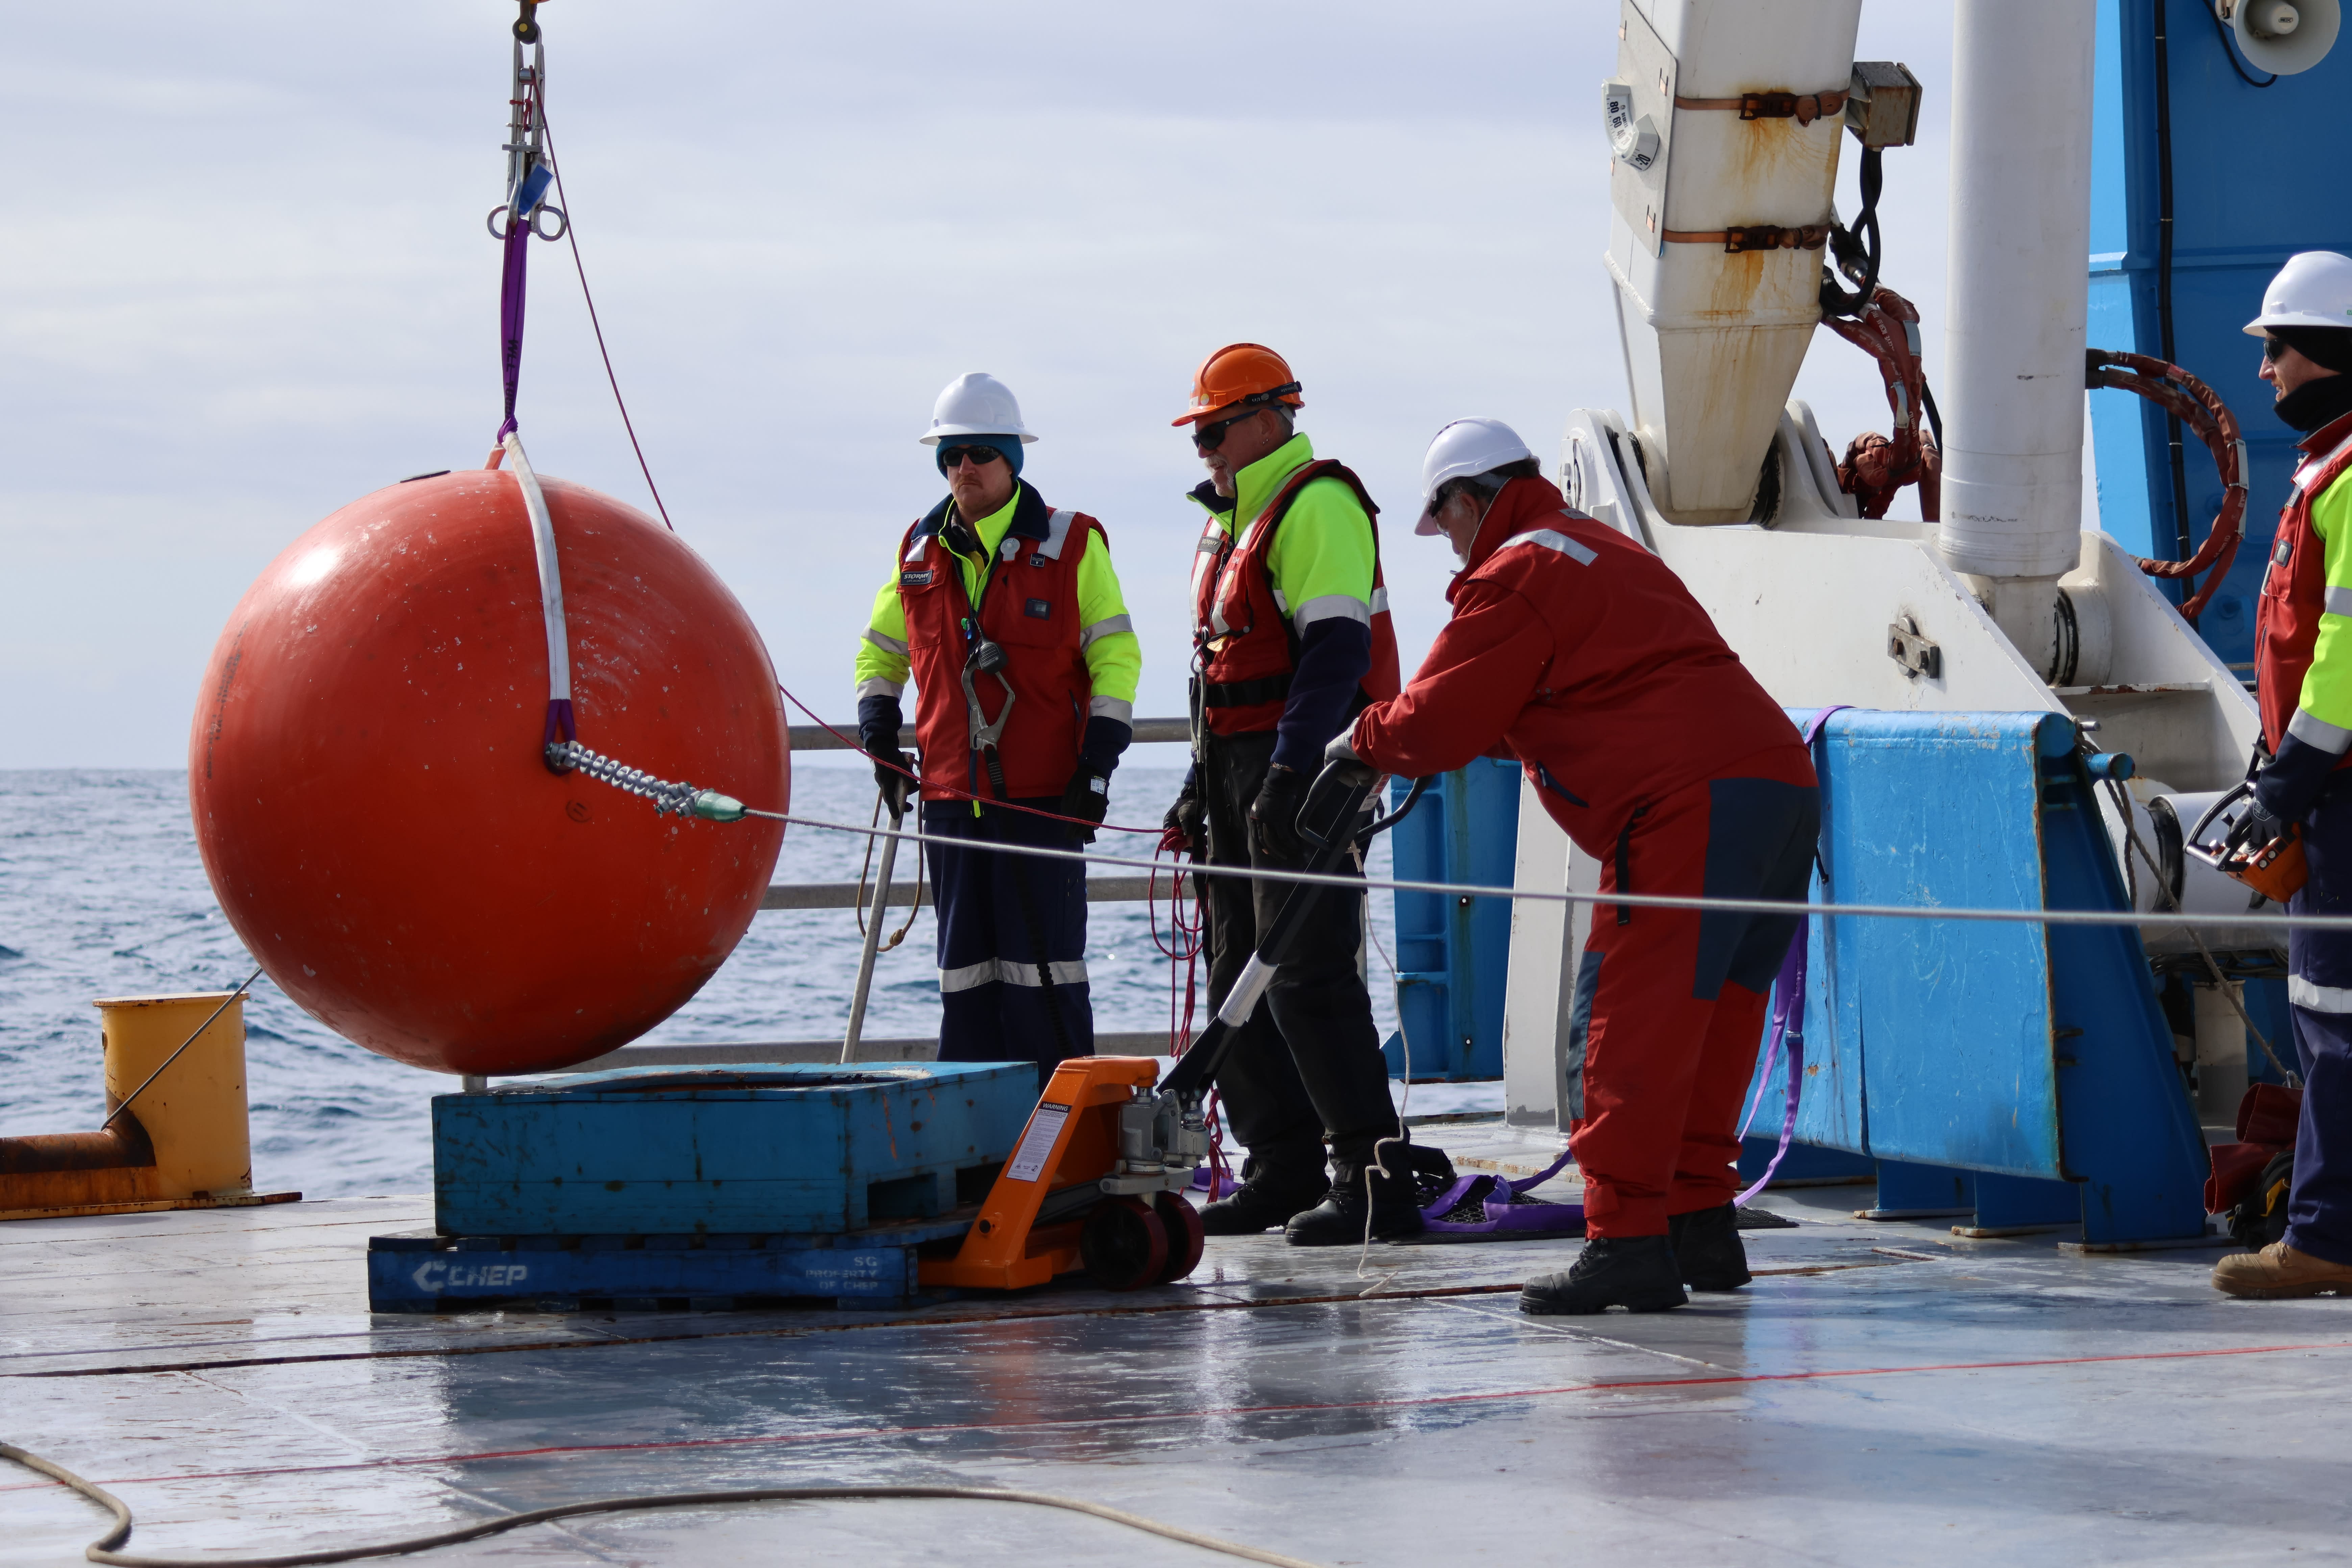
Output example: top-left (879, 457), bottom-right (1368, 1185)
top-left (10, 1336), bottom-right (2350, 1496)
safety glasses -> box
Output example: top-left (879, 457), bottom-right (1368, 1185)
top-left (1190, 408), bottom-right (1263, 453)
top-left (939, 445), bottom-right (1005, 469)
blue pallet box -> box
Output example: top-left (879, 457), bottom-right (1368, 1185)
top-left (431, 1062), bottom-right (1036, 1237)
top-left (1383, 759), bottom-right (1520, 1080)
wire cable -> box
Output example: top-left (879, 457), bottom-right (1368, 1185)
top-left (851, 790), bottom-right (923, 953)
top-left (0, 1441), bottom-right (1323, 1568)
top-left (1360, 856), bottom-right (1412, 1296)
top-left (2208, 1), bottom-right (2280, 87)
top-left (759, 806), bottom-right (2352, 936)
top-left (100, 969), bottom-right (264, 1130)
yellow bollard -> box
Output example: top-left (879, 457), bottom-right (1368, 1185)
top-left (94, 993), bottom-right (254, 1199)
top-left (0, 992), bottom-right (297, 1221)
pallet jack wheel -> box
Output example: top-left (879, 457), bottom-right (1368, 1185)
top-left (1079, 1196), bottom-right (1168, 1291)
top-left (1152, 1191), bottom-right (1206, 1283)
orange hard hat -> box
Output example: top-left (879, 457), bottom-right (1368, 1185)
top-left (1172, 342), bottom-right (1304, 426)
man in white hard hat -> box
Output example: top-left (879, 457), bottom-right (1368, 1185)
top-left (2213, 251), bottom-right (2352, 1299)
top-left (1324, 418), bottom-right (1816, 1312)
top-left (852, 372), bottom-right (1141, 1081)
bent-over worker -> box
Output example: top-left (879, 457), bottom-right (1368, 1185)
top-left (853, 372), bottom-right (1140, 1081)
top-left (1163, 342), bottom-right (1415, 1245)
top-left (1328, 418), bottom-right (1818, 1311)
top-left (2215, 251), bottom-right (2352, 1299)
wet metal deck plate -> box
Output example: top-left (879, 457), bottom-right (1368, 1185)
top-left (4, 1127), bottom-right (2349, 1566)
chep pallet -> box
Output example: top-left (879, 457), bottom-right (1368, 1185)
top-left (368, 1213), bottom-right (975, 1313)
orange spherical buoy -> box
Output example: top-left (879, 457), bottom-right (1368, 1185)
top-left (190, 466), bottom-right (789, 1076)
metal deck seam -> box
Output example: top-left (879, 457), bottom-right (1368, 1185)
top-left (5, 1261), bottom-right (1907, 1380)
top-left (11, 1334), bottom-right (2352, 1499)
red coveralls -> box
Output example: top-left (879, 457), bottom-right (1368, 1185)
top-left (1351, 476), bottom-right (1818, 1237)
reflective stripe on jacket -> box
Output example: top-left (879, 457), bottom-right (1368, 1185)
top-left (896, 489), bottom-right (1112, 801)
top-left (2257, 409), bottom-right (2352, 766)
top-left (1187, 456), bottom-right (1400, 736)
top-left (1349, 474), bottom-right (1802, 857)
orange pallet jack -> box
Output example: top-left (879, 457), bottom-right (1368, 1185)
top-left (920, 763), bottom-right (1428, 1293)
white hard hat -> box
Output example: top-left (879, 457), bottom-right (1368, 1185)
top-left (920, 371), bottom-right (1038, 445)
top-left (1415, 417), bottom-right (1535, 535)
top-left (2244, 250), bottom-right (2352, 336)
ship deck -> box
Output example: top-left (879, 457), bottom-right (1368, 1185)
top-left (5, 1124), bottom-right (2348, 1567)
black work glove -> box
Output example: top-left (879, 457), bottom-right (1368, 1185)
top-left (2225, 795), bottom-right (2289, 858)
top-left (1060, 764), bottom-right (1110, 844)
top-left (2253, 731), bottom-right (2337, 832)
top-left (1161, 768), bottom-right (1204, 857)
top-left (857, 693), bottom-right (916, 816)
top-left (1248, 762), bottom-right (1309, 863)
top-left (874, 751), bottom-right (917, 816)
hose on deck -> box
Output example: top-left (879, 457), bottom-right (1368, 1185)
top-left (1, 1441), bottom-right (1324, 1568)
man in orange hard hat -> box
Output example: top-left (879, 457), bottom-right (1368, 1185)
top-left (1164, 343), bottom-right (1417, 1245)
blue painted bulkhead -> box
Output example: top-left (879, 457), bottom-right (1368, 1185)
top-left (2086, 0), bottom-right (2334, 1111)
top-left (1382, 759), bottom-right (1520, 1080)
top-left (2088, 0), bottom-right (2352, 659)
top-left (1741, 710), bottom-right (2210, 1244)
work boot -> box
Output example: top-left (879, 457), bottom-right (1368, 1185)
top-left (1284, 1162), bottom-right (1426, 1246)
top-left (1669, 1202), bottom-right (1752, 1292)
top-left (1199, 1168), bottom-right (1327, 1236)
top-left (2211, 1241), bottom-right (2352, 1298)
top-left (1520, 1235), bottom-right (1688, 1315)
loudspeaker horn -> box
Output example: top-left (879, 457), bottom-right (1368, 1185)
top-left (2216, 0), bottom-right (2339, 76)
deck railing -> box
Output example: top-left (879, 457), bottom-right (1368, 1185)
top-left (557, 717), bottom-right (1195, 1080)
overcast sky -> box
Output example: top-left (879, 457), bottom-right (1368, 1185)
top-left (1, 0), bottom-right (1961, 769)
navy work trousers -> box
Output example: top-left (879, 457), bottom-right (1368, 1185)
top-left (1198, 729), bottom-right (1399, 1184)
top-left (2285, 785), bottom-right (2352, 1266)
top-left (923, 795), bottom-right (1093, 1083)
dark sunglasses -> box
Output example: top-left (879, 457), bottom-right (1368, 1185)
top-left (939, 444), bottom-right (1005, 469)
top-left (1191, 408), bottom-right (1271, 453)
top-left (2263, 335), bottom-right (2292, 364)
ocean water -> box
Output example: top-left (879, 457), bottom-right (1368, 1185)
top-left (0, 765), bottom-right (1457, 1199)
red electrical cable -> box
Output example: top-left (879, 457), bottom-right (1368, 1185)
top-left (535, 90), bottom-right (675, 533)
top-left (1822, 285), bottom-right (1941, 522)
top-left (1145, 835), bottom-right (1229, 1199)
top-left (775, 681), bottom-right (1163, 837)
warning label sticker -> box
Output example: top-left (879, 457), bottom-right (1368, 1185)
top-left (1007, 1103), bottom-right (1072, 1183)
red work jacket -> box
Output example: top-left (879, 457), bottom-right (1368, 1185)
top-left (898, 486), bottom-right (1104, 801)
top-left (2255, 408), bottom-right (2352, 765)
top-left (1351, 475), bottom-right (1803, 857)
top-left (1189, 460), bottom-right (1402, 735)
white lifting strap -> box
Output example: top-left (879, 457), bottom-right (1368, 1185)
top-left (504, 433), bottom-right (574, 734)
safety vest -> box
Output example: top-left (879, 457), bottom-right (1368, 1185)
top-left (1189, 460), bottom-right (1401, 736)
top-left (897, 503), bottom-right (1105, 801)
top-left (2255, 409), bottom-right (2352, 764)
